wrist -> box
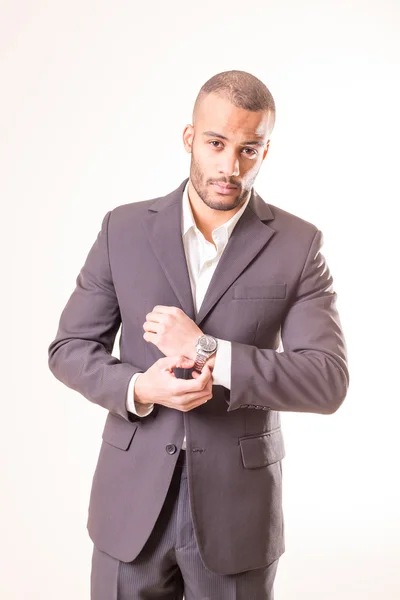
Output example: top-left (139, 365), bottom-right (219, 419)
top-left (134, 374), bottom-right (153, 406)
top-left (187, 333), bottom-right (203, 362)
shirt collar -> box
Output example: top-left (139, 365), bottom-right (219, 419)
top-left (182, 180), bottom-right (251, 240)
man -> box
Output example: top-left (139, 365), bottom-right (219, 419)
top-left (48, 69), bottom-right (349, 599)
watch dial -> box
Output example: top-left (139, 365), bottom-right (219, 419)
top-left (199, 335), bottom-right (217, 352)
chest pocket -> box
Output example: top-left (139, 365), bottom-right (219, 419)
top-left (232, 283), bottom-right (286, 300)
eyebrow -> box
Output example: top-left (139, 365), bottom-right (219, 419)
top-left (202, 130), bottom-right (265, 148)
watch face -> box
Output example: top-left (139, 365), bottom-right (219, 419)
top-left (199, 335), bottom-right (217, 352)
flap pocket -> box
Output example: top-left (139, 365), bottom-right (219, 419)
top-left (102, 413), bottom-right (138, 450)
top-left (239, 428), bottom-right (285, 469)
top-left (233, 284), bottom-right (286, 300)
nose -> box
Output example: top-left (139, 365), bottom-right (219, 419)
top-left (218, 151), bottom-right (240, 179)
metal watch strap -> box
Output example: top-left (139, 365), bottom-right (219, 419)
top-left (193, 353), bottom-right (207, 372)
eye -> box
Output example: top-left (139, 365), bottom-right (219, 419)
top-left (242, 148), bottom-right (257, 157)
top-left (209, 141), bottom-right (223, 148)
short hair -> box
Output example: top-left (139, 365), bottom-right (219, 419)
top-left (193, 70), bottom-right (276, 129)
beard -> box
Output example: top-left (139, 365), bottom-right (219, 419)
top-left (189, 151), bottom-right (252, 212)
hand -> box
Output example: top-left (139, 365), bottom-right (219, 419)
top-left (206, 354), bottom-right (216, 370)
top-left (143, 305), bottom-right (202, 361)
top-left (134, 355), bottom-right (213, 413)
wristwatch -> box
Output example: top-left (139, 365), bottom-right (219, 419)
top-left (193, 334), bottom-right (218, 372)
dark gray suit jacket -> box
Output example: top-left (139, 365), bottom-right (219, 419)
top-left (48, 177), bottom-right (349, 575)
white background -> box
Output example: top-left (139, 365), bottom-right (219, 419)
top-left (1, 1), bottom-right (399, 598)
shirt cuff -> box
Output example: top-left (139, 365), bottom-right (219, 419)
top-left (211, 338), bottom-right (231, 389)
top-left (126, 372), bottom-right (154, 417)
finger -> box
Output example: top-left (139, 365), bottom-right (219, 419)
top-left (144, 313), bottom-right (170, 325)
top-left (143, 322), bottom-right (162, 334)
top-left (195, 390), bottom-right (212, 403)
top-left (173, 390), bottom-right (210, 407)
top-left (196, 363), bottom-right (213, 383)
top-left (191, 366), bottom-right (213, 380)
top-left (163, 355), bottom-right (195, 369)
top-left (180, 365), bottom-right (213, 392)
top-left (143, 331), bottom-right (158, 344)
top-left (176, 357), bottom-right (195, 369)
top-left (151, 306), bottom-right (181, 316)
top-left (144, 312), bottom-right (158, 323)
top-left (180, 390), bottom-right (212, 408)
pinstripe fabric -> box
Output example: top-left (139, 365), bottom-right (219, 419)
top-left (91, 450), bottom-right (279, 599)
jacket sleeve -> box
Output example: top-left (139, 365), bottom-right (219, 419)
top-left (227, 229), bottom-right (349, 415)
top-left (48, 210), bottom-right (143, 422)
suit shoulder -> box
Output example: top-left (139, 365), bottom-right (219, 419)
top-left (111, 195), bottom-right (159, 219)
top-left (266, 202), bottom-right (320, 246)
top-left (104, 194), bottom-right (164, 235)
top-left (268, 203), bottom-right (318, 232)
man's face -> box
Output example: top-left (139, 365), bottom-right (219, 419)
top-left (183, 93), bottom-right (274, 212)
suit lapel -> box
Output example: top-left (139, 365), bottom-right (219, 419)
top-left (143, 179), bottom-right (196, 321)
top-left (143, 178), bottom-right (276, 327)
top-left (195, 192), bottom-right (275, 325)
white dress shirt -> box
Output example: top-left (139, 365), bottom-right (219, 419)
top-left (126, 180), bottom-right (251, 449)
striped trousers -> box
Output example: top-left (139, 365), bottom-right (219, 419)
top-left (91, 449), bottom-right (279, 599)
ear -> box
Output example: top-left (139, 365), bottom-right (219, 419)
top-left (183, 125), bottom-right (194, 154)
top-left (262, 139), bottom-right (270, 161)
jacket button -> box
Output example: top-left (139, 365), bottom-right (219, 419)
top-left (166, 444), bottom-right (177, 455)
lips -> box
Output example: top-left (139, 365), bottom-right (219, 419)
top-left (211, 182), bottom-right (238, 194)
top-left (212, 182), bottom-right (237, 189)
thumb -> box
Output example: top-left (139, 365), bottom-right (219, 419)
top-left (195, 362), bottom-right (213, 382)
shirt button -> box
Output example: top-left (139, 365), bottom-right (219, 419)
top-left (166, 444), bottom-right (177, 455)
